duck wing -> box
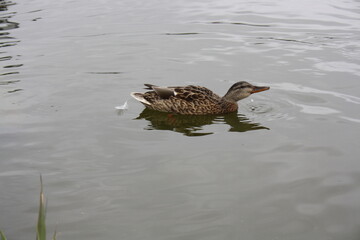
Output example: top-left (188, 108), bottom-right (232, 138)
top-left (143, 84), bottom-right (176, 99)
top-left (140, 84), bottom-right (221, 102)
top-left (171, 85), bottom-right (221, 102)
top-left (152, 86), bottom-right (176, 99)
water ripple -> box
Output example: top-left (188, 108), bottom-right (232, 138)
top-left (314, 61), bottom-right (360, 76)
top-left (0, 0), bottom-right (22, 93)
top-left (272, 82), bottom-right (360, 105)
top-left (287, 100), bottom-right (340, 115)
top-left (209, 21), bottom-right (272, 28)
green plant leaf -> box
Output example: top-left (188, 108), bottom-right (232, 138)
top-left (0, 231), bottom-right (7, 240)
top-left (36, 175), bottom-right (47, 240)
top-left (52, 229), bottom-right (57, 240)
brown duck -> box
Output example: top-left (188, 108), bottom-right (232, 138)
top-left (130, 81), bottom-right (270, 115)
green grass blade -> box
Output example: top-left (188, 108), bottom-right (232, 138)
top-left (36, 175), bottom-right (47, 240)
top-left (52, 229), bottom-right (57, 240)
top-left (0, 231), bottom-right (7, 240)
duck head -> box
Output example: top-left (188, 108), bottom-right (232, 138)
top-left (223, 81), bottom-right (270, 102)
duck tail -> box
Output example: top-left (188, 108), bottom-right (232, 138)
top-left (130, 92), bottom-right (151, 105)
top-left (144, 84), bottom-right (157, 90)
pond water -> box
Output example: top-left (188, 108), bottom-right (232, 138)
top-left (1, 0), bottom-right (360, 239)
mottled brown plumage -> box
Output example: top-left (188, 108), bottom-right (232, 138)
top-left (131, 81), bottom-right (269, 115)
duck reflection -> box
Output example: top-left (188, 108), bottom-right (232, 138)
top-left (135, 108), bottom-right (269, 136)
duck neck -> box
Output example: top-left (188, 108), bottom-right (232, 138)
top-left (220, 99), bottom-right (238, 113)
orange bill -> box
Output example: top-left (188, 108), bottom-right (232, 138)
top-left (251, 86), bottom-right (270, 94)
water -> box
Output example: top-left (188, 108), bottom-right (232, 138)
top-left (1, 0), bottom-right (360, 239)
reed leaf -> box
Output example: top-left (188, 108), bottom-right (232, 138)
top-left (36, 175), bottom-right (47, 240)
top-left (0, 176), bottom-right (58, 240)
top-left (0, 231), bottom-right (7, 240)
top-left (52, 229), bottom-right (57, 240)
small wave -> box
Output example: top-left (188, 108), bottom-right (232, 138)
top-left (209, 21), bottom-right (271, 27)
top-left (314, 61), bottom-right (360, 77)
top-left (242, 100), bottom-right (294, 121)
top-left (340, 116), bottom-right (360, 124)
top-left (271, 82), bottom-right (360, 105)
top-left (165, 32), bottom-right (200, 36)
top-left (287, 100), bottom-right (340, 115)
top-left (244, 101), bottom-right (273, 114)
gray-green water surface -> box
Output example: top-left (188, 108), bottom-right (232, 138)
top-left (1, 0), bottom-right (360, 239)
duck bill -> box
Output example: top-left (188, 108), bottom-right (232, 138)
top-left (251, 86), bottom-right (270, 94)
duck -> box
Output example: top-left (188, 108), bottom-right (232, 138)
top-left (130, 81), bottom-right (270, 115)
